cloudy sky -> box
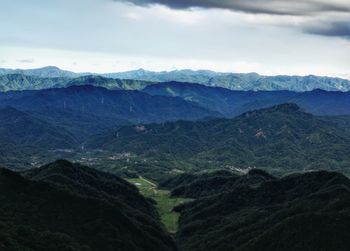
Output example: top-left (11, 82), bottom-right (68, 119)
top-left (0, 0), bottom-right (349, 78)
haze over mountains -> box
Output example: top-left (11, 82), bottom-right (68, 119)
top-left (3, 0), bottom-right (350, 248)
top-left (1, 66), bottom-right (350, 92)
top-left (1, 70), bottom-right (350, 174)
top-left (1, 66), bottom-right (350, 251)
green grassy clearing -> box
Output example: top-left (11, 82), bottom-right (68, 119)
top-left (127, 177), bottom-right (190, 233)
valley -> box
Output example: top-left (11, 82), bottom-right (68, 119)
top-left (127, 176), bottom-right (191, 233)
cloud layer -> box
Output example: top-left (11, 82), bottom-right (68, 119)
top-left (116, 0), bottom-right (350, 39)
top-left (305, 21), bottom-right (350, 39)
top-left (1, 0), bottom-right (349, 77)
top-left (116, 0), bottom-right (350, 15)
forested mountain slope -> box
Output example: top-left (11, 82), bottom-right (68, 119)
top-left (0, 160), bottom-right (177, 251)
top-left (175, 170), bottom-right (350, 251)
top-left (0, 107), bottom-right (78, 149)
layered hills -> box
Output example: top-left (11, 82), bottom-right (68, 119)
top-left (0, 85), bottom-right (217, 149)
top-left (0, 85), bottom-right (218, 169)
top-left (0, 85), bottom-right (217, 125)
top-left (1, 66), bottom-right (350, 251)
top-left (86, 103), bottom-right (350, 177)
top-left (144, 81), bottom-right (350, 116)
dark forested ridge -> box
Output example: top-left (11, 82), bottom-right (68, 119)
top-left (174, 170), bottom-right (350, 251)
top-left (0, 160), bottom-right (177, 251)
top-left (2, 160), bottom-right (350, 251)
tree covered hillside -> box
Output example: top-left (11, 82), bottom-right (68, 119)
top-left (86, 103), bottom-right (350, 177)
top-left (175, 170), bottom-right (350, 251)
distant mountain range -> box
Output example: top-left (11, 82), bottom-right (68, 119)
top-left (0, 66), bottom-right (81, 78)
top-left (106, 68), bottom-right (350, 92)
top-left (0, 74), bottom-right (153, 92)
top-left (1, 66), bottom-right (350, 92)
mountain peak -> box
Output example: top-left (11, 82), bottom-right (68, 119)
top-left (40, 66), bottom-right (61, 70)
top-left (241, 103), bottom-right (306, 118)
top-left (272, 103), bottom-right (303, 112)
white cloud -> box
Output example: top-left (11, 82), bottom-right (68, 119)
top-left (0, 0), bottom-right (349, 78)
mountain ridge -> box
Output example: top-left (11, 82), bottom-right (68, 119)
top-left (1, 66), bottom-right (350, 92)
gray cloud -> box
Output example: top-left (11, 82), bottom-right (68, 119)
top-left (116, 0), bottom-right (350, 16)
top-left (17, 58), bottom-right (35, 63)
top-left (115, 0), bottom-right (350, 40)
top-left (305, 21), bottom-right (350, 39)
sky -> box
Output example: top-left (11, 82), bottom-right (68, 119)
top-left (0, 0), bottom-right (350, 78)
